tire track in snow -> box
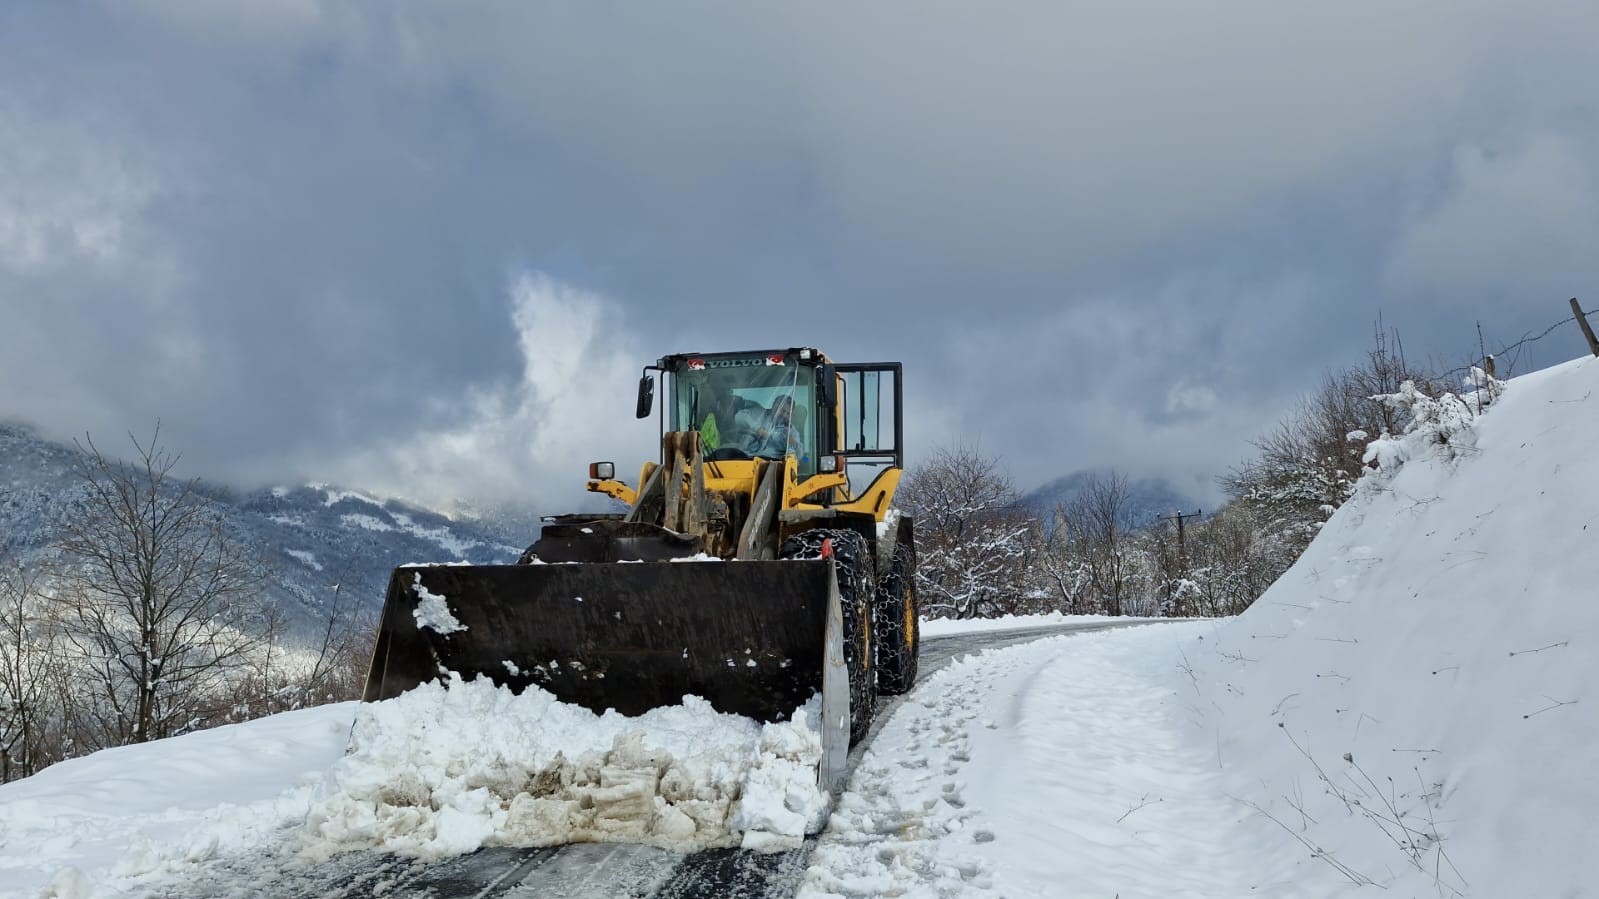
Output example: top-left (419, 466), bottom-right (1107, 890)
top-left (968, 624), bottom-right (1290, 897)
top-left (797, 645), bottom-right (1026, 897)
top-left (799, 621), bottom-right (1221, 898)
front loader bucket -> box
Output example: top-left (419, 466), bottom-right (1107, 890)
top-left (363, 560), bottom-right (851, 792)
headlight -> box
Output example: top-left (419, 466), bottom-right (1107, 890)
top-left (589, 461), bottom-right (615, 480)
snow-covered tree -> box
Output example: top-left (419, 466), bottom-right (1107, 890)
top-left (899, 445), bottom-right (1037, 619)
top-left (1165, 503), bottom-right (1285, 617)
top-left (1035, 508), bottom-right (1096, 614)
top-left (1223, 328), bottom-right (1436, 563)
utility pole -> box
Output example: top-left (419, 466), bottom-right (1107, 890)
top-left (1158, 509), bottom-right (1203, 563)
top-left (1157, 509), bottom-right (1203, 613)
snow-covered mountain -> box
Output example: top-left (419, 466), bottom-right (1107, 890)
top-left (0, 422), bottom-right (528, 642)
top-left (1018, 469), bottom-right (1202, 529)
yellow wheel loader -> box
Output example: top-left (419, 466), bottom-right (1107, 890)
top-left (363, 348), bottom-right (916, 793)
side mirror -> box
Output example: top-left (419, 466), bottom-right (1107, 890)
top-left (635, 374), bottom-right (655, 419)
top-left (817, 365), bottom-right (835, 406)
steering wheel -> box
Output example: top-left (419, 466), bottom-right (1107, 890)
top-left (706, 446), bottom-right (753, 462)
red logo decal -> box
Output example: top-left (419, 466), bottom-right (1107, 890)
top-left (687, 358), bottom-right (706, 371)
top-left (765, 354), bottom-right (785, 366)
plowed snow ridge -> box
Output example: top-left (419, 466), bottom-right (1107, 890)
top-left (304, 676), bottom-right (829, 859)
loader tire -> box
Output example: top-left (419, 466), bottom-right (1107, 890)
top-left (780, 528), bottom-right (876, 744)
top-left (873, 542), bottom-right (919, 695)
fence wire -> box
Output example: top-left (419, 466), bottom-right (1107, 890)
top-left (1431, 302), bottom-right (1587, 385)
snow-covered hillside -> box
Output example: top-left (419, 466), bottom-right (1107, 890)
top-left (1183, 354), bottom-right (1598, 896)
top-left (236, 482), bottom-right (525, 636)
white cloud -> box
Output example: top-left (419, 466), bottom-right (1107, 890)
top-left (326, 273), bottom-right (651, 513)
top-left (0, 99), bottom-right (162, 271)
top-left (1166, 383), bottom-right (1218, 415)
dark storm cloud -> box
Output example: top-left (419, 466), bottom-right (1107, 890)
top-left (3, 1), bottom-right (1598, 512)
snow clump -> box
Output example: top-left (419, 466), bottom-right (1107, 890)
top-left (409, 573), bottom-right (466, 635)
top-left (302, 674), bottom-right (828, 860)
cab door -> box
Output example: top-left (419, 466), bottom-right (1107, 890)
top-left (833, 362), bottom-right (903, 493)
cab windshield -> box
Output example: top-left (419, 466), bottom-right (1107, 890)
top-left (671, 355), bottom-right (817, 475)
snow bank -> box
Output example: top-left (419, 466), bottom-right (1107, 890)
top-left (0, 704), bottom-right (356, 898)
top-left (303, 675), bottom-right (828, 860)
top-left (1188, 356), bottom-right (1599, 896)
top-left (0, 679), bottom-right (829, 896)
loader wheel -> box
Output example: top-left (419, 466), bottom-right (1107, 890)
top-left (780, 528), bottom-right (876, 744)
top-left (873, 541), bottom-right (919, 695)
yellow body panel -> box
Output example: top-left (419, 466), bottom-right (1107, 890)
top-left (588, 454), bottom-right (899, 523)
top-left (831, 467), bottom-right (901, 518)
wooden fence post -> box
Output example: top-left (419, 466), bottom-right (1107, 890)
top-left (1571, 297), bottom-right (1599, 357)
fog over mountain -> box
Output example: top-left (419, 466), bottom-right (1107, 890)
top-left (1017, 472), bottom-right (1202, 532)
top-left (0, 422), bottom-right (524, 642)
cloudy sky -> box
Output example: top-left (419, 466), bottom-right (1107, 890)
top-left (3, 1), bottom-right (1597, 514)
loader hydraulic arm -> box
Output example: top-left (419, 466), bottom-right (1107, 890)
top-left (587, 478), bottom-right (638, 506)
top-left (783, 467), bottom-right (848, 508)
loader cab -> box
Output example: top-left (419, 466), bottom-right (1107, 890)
top-left (658, 349), bottom-right (823, 476)
top-left (642, 348), bottom-right (905, 499)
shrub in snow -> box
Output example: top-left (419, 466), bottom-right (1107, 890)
top-left (1361, 371), bottom-right (1501, 486)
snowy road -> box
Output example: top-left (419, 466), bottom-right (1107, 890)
top-left (142, 619), bottom-right (1167, 899)
top-left (802, 619), bottom-right (1261, 898)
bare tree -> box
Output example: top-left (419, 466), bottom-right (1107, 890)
top-left (0, 549), bottom-right (67, 781)
top-left (1056, 472), bottom-right (1141, 616)
top-left (54, 426), bottom-right (266, 746)
top-left (1223, 326), bottom-right (1437, 561)
top-left (299, 574), bottom-right (377, 706)
top-left (899, 445), bottom-right (1036, 619)
top-left (229, 569), bottom-right (375, 719)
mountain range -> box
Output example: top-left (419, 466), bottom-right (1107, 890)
top-left (0, 422), bottom-right (529, 644)
top-left (1017, 470), bottom-right (1203, 531)
top-left (3, 422), bottom-right (1202, 643)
